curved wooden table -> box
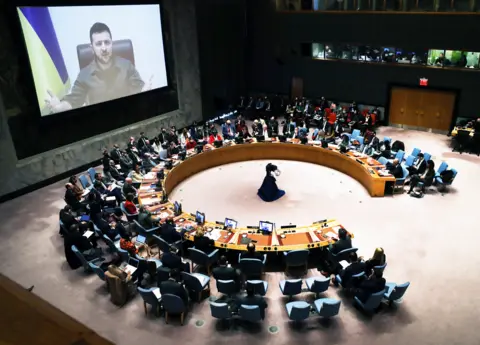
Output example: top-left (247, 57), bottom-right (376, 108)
top-left (138, 141), bottom-right (394, 252)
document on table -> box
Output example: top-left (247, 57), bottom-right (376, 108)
top-left (205, 229), bottom-right (222, 241)
top-left (140, 185), bottom-right (153, 191)
top-left (83, 230), bottom-right (94, 239)
top-left (309, 231), bottom-right (321, 242)
top-left (141, 198), bottom-right (156, 206)
top-left (144, 172), bottom-right (156, 180)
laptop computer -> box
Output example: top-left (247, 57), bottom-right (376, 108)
top-left (135, 234), bottom-right (147, 247)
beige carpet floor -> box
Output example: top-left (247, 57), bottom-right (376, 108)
top-left (0, 126), bottom-right (479, 345)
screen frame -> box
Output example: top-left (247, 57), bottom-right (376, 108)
top-left (259, 221), bottom-right (274, 233)
top-left (196, 211), bottom-right (205, 225)
top-left (15, 2), bottom-right (173, 119)
top-left (224, 218), bottom-right (237, 229)
top-left (174, 201), bottom-right (181, 214)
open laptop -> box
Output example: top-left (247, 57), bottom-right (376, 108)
top-left (135, 234), bottom-right (147, 247)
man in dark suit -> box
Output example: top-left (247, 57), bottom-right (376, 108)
top-left (160, 217), bottom-right (182, 244)
top-left (212, 256), bottom-right (241, 290)
top-left (110, 144), bottom-right (122, 164)
top-left (159, 269), bottom-right (189, 305)
top-left (240, 243), bottom-right (264, 261)
top-left (355, 270), bottom-right (386, 303)
top-left (386, 159), bottom-right (403, 179)
top-left (138, 207), bottom-right (157, 229)
top-left (193, 229), bottom-right (215, 254)
top-left (59, 205), bottom-right (78, 234)
top-left (107, 160), bottom-right (125, 182)
top-left (407, 153), bottom-right (426, 176)
top-left (161, 246), bottom-right (189, 272)
top-left (235, 285), bottom-right (268, 319)
top-left (333, 252), bottom-right (366, 287)
top-left (329, 228), bottom-right (352, 255)
top-left (122, 178), bottom-right (137, 197)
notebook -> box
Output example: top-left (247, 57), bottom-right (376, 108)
top-left (83, 230), bottom-right (94, 239)
top-left (152, 288), bottom-right (162, 300)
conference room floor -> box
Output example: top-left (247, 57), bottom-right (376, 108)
top-left (1, 126), bottom-right (479, 345)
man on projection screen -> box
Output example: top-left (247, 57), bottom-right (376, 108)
top-left (45, 22), bottom-right (152, 113)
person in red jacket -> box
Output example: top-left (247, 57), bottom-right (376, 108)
top-left (208, 132), bottom-right (222, 145)
top-left (124, 193), bottom-right (137, 214)
top-left (186, 137), bottom-right (197, 150)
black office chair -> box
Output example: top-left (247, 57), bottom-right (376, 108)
top-left (76, 39), bottom-right (135, 70)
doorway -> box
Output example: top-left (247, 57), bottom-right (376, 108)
top-left (291, 77), bottom-right (303, 100)
top-left (388, 87), bottom-right (456, 132)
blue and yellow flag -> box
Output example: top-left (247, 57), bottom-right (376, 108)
top-left (18, 7), bottom-right (71, 114)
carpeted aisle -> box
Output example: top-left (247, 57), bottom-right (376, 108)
top-left (0, 126), bottom-right (479, 345)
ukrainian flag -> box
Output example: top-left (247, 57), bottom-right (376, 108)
top-left (18, 7), bottom-right (70, 114)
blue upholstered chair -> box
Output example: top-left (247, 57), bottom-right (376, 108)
top-left (435, 161), bottom-right (448, 177)
top-left (354, 290), bottom-right (384, 314)
top-left (134, 220), bottom-right (159, 237)
top-left (313, 298), bottom-right (341, 318)
top-left (373, 263), bottom-right (387, 274)
top-left (216, 280), bottom-right (238, 298)
top-left (356, 136), bottom-right (364, 147)
top-left (402, 155), bottom-right (415, 168)
top-left (163, 293), bottom-right (188, 325)
top-left (238, 258), bottom-right (265, 279)
top-left (188, 248), bottom-right (219, 275)
top-left (71, 245), bottom-right (104, 273)
top-left (393, 150), bottom-right (405, 162)
top-left (138, 287), bottom-right (162, 316)
top-left (181, 271), bottom-right (210, 301)
top-left (246, 280), bottom-right (269, 296)
top-left (102, 234), bottom-right (120, 254)
top-left (135, 254), bottom-right (163, 270)
top-left (285, 301), bottom-right (311, 322)
top-left (152, 235), bottom-right (173, 254)
top-left (210, 302), bottom-right (233, 325)
top-left (283, 249), bottom-right (309, 275)
top-left (393, 166), bottom-right (409, 193)
top-left (383, 136), bottom-right (392, 144)
top-left (329, 247), bottom-right (358, 264)
top-left (335, 271), bottom-right (365, 290)
top-left (238, 253), bottom-right (267, 265)
top-left (351, 129), bottom-right (361, 141)
top-left (89, 262), bottom-right (105, 281)
top-left (279, 279), bottom-right (303, 298)
top-left (377, 156), bottom-right (388, 166)
top-left (305, 276), bottom-right (330, 298)
top-left (120, 202), bottom-right (138, 222)
top-left (435, 169), bottom-right (457, 192)
top-left (410, 147), bottom-right (421, 158)
top-left (78, 175), bottom-right (90, 189)
top-left (118, 248), bottom-right (130, 262)
top-left (423, 152), bottom-right (432, 162)
top-left (239, 305), bottom-right (263, 322)
top-left (384, 282), bottom-right (410, 304)
top-left (59, 220), bottom-right (68, 235)
top-left (87, 167), bottom-right (97, 184)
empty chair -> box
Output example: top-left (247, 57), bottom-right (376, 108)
top-left (134, 219), bottom-right (159, 237)
top-left (305, 276), bottom-right (330, 298)
top-left (216, 280), bottom-right (238, 298)
top-left (71, 245), bottom-right (104, 273)
top-left (136, 254), bottom-right (163, 270)
top-left (410, 147), bottom-right (421, 158)
top-left (163, 293), bottom-right (188, 325)
top-left (238, 256), bottom-right (265, 279)
top-left (121, 202), bottom-right (138, 222)
top-left (403, 155), bottom-right (415, 168)
top-left (279, 279), bottom-right (303, 298)
top-left (103, 234), bottom-right (120, 254)
top-left (384, 282), bottom-right (410, 304)
top-left (285, 301), bottom-right (311, 322)
top-left (89, 262), bottom-right (105, 282)
top-left (351, 129), bottom-right (361, 140)
top-left (87, 167), bottom-right (97, 184)
top-left (313, 298), bottom-right (341, 318)
top-left (284, 250), bottom-right (309, 275)
top-left (210, 302), bottom-right (233, 325)
top-left (246, 280), bottom-right (269, 296)
top-left (188, 247), bottom-right (219, 275)
top-left (377, 156), bottom-right (388, 166)
top-left (138, 287), bottom-right (162, 316)
top-left (152, 235), bottom-right (172, 254)
top-left (435, 161), bottom-right (449, 177)
top-left (181, 271), bottom-right (211, 301)
top-left (423, 152), bottom-right (432, 162)
top-left (239, 305), bottom-right (263, 322)
top-left (354, 290), bottom-right (384, 314)
top-left (393, 150), bottom-right (405, 162)
top-left (78, 175), bottom-right (90, 189)
top-left (118, 248), bottom-right (130, 262)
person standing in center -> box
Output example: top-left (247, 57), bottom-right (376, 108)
top-left (257, 163), bottom-right (285, 202)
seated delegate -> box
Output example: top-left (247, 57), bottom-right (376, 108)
top-left (124, 193), bottom-right (138, 214)
top-left (407, 152), bottom-right (426, 176)
top-left (355, 270), bottom-right (386, 303)
top-left (159, 268), bottom-right (189, 306)
top-left (235, 285), bottom-right (268, 319)
top-left (193, 227), bottom-right (215, 254)
top-left (408, 160), bottom-right (435, 194)
top-left (160, 217), bottom-right (182, 244)
top-left (212, 256), bottom-right (241, 290)
top-left (365, 247), bottom-right (386, 275)
top-left (332, 252), bottom-right (366, 287)
top-left (161, 246), bottom-right (189, 272)
top-left (386, 159), bottom-right (403, 179)
top-left (240, 242), bottom-right (264, 260)
top-left (138, 206), bottom-right (157, 229)
top-left (329, 228), bottom-right (352, 255)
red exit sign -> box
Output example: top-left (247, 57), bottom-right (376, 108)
top-left (419, 78), bottom-right (428, 86)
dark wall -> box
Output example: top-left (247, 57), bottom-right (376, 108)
top-left (196, 0), bottom-right (247, 118)
top-left (0, 0), bottom-right (178, 159)
top-left (247, 3), bottom-right (480, 119)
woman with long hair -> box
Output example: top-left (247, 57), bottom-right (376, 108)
top-left (257, 163), bottom-right (285, 202)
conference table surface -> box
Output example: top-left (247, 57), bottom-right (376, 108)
top-left (137, 139), bottom-right (395, 252)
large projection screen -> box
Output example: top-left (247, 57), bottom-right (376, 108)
top-left (17, 4), bottom-right (168, 116)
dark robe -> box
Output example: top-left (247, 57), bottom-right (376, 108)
top-left (257, 175), bottom-right (285, 202)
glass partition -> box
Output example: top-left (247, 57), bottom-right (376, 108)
top-left (427, 49), bottom-right (446, 66)
top-left (312, 43), bottom-right (325, 59)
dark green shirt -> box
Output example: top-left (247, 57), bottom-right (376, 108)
top-left (63, 56), bottom-right (145, 108)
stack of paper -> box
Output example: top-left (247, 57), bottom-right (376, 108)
top-left (205, 229), bottom-right (222, 241)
